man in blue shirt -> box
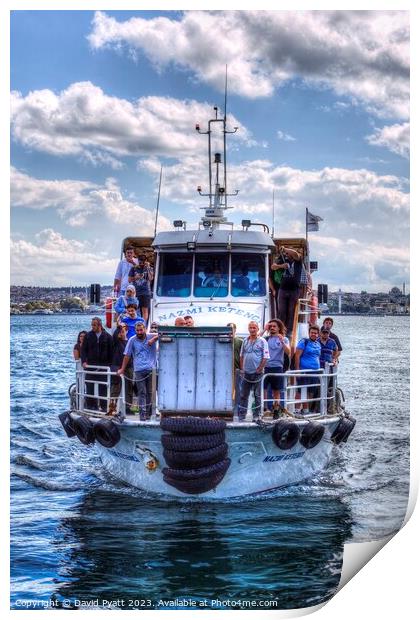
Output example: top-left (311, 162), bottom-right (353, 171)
top-left (318, 327), bottom-right (338, 368)
top-left (294, 325), bottom-right (321, 414)
top-left (120, 304), bottom-right (145, 338)
top-left (118, 322), bottom-right (158, 420)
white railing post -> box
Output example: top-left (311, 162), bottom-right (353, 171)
top-left (320, 367), bottom-right (328, 416)
top-left (151, 368), bottom-right (157, 421)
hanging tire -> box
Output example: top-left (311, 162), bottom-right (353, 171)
top-left (272, 420), bottom-right (300, 450)
top-left (341, 416), bottom-right (356, 443)
top-left (58, 412), bottom-right (76, 438)
top-left (161, 432), bottom-right (225, 452)
top-left (73, 416), bottom-right (95, 445)
top-left (300, 422), bottom-right (325, 450)
top-left (163, 468), bottom-right (228, 495)
top-left (331, 417), bottom-right (356, 445)
top-left (160, 416), bottom-right (226, 435)
top-left (94, 419), bottom-right (121, 448)
top-left (163, 443), bottom-right (229, 469)
top-left (162, 458), bottom-right (231, 481)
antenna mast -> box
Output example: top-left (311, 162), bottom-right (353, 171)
top-left (153, 165), bottom-right (163, 237)
top-left (195, 67), bottom-right (239, 228)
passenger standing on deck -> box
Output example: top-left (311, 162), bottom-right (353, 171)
top-left (110, 325), bottom-right (133, 415)
top-left (81, 317), bottom-right (113, 412)
top-left (184, 315), bottom-right (195, 327)
top-left (294, 325), bottom-right (321, 414)
top-left (318, 326), bottom-right (338, 369)
top-left (238, 321), bottom-right (270, 421)
top-left (119, 304), bottom-right (146, 339)
top-left (227, 322), bottom-right (243, 416)
top-left (128, 254), bottom-right (153, 325)
top-left (114, 246), bottom-right (138, 296)
top-left (174, 316), bottom-right (186, 326)
top-left (322, 317), bottom-right (342, 360)
top-left (114, 284), bottom-right (139, 319)
top-left (263, 319), bottom-right (290, 419)
top-left (271, 246), bottom-right (303, 337)
top-left (118, 322), bottom-right (158, 420)
top-left (73, 330), bottom-right (87, 361)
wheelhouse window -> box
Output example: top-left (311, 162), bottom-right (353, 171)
top-left (231, 253), bottom-right (266, 297)
top-left (157, 253), bottom-right (193, 297)
top-left (194, 254), bottom-right (229, 297)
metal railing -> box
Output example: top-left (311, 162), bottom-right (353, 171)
top-left (264, 364), bottom-right (337, 418)
top-left (74, 364), bottom-right (157, 420)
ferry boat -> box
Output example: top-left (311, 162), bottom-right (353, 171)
top-left (59, 105), bottom-right (355, 499)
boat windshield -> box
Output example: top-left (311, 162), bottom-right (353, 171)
top-left (156, 252), bottom-right (266, 298)
top-left (157, 253), bottom-right (193, 297)
top-left (231, 253), bottom-right (266, 297)
top-left (194, 254), bottom-right (229, 297)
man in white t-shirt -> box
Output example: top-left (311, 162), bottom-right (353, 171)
top-left (114, 246), bottom-right (138, 296)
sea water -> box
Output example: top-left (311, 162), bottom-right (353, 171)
top-left (10, 314), bottom-right (409, 610)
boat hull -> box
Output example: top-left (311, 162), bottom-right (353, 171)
top-left (90, 417), bottom-right (341, 499)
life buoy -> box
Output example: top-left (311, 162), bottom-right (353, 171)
top-left (272, 420), bottom-right (300, 450)
top-left (310, 293), bottom-right (318, 325)
top-left (94, 419), bottom-right (121, 448)
top-left (300, 422), bottom-right (325, 449)
top-left (105, 296), bottom-right (114, 329)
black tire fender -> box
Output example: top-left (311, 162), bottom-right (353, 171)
top-left (331, 417), bottom-right (356, 445)
top-left (94, 419), bottom-right (121, 448)
top-left (58, 411), bottom-right (76, 438)
top-left (163, 443), bottom-right (229, 469)
top-left (163, 468), bottom-right (229, 495)
top-left (300, 422), bottom-right (325, 450)
top-left (161, 432), bottom-right (225, 452)
top-left (272, 420), bottom-right (300, 450)
top-left (160, 416), bottom-right (226, 435)
top-left (73, 416), bottom-right (95, 445)
top-left (162, 458), bottom-right (231, 481)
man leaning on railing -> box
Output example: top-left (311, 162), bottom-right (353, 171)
top-left (81, 316), bottom-right (113, 412)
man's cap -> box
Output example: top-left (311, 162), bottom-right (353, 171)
top-left (320, 327), bottom-right (330, 333)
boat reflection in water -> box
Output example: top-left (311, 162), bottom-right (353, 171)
top-left (54, 487), bottom-right (352, 610)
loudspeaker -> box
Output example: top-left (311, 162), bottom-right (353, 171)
top-left (90, 284), bottom-right (101, 304)
top-left (317, 284), bottom-right (328, 304)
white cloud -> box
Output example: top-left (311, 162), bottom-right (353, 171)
top-left (277, 130), bottom-right (296, 142)
top-left (366, 122), bottom-right (410, 158)
top-left (89, 10), bottom-right (409, 119)
top-left (11, 167), bottom-right (172, 230)
top-left (10, 229), bottom-right (117, 286)
top-left (10, 82), bottom-right (251, 163)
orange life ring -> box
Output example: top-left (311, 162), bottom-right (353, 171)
top-left (105, 297), bottom-right (113, 328)
top-left (310, 293), bottom-right (318, 325)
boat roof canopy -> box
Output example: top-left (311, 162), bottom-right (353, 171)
top-left (121, 235), bottom-right (308, 257)
top-left (153, 229), bottom-right (275, 251)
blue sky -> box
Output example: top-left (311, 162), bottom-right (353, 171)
top-left (10, 9), bottom-right (410, 291)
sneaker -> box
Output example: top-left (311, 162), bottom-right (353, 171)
top-left (301, 409), bottom-right (310, 415)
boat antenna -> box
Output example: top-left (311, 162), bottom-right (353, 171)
top-left (224, 65), bottom-right (228, 210)
top-left (272, 189), bottom-right (275, 238)
top-left (153, 165), bottom-right (163, 237)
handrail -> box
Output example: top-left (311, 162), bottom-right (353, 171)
top-left (258, 364), bottom-right (337, 420)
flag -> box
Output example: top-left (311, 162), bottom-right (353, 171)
top-left (306, 210), bottom-right (323, 232)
